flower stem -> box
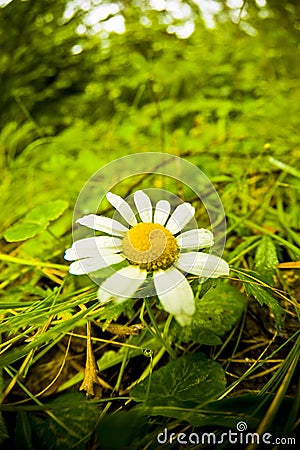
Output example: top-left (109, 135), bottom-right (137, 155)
top-left (143, 299), bottom-right (176, 359)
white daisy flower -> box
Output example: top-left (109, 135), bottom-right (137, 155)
top-left (65, 190), bottom-right (229, 326)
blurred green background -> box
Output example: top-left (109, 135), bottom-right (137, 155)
top-left (1, 0), bottom-right (299, 233)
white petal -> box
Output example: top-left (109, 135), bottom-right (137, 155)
top-left (166, 203), bottom-right (195, 234)
top-left (97, 265), bottom-right (147, 302)
top-left (134, 190), bottom-right (153, 222)
top-left (154, 200), bottom-right (171, 225)
top-left (77, 214), bottom-right (128, 236)
top-left (65, 236), bottom-right (122, 261)
top-left (176, 252), bottom-right (230, 278)
top-left (177, 229), bottom-right (214, 250)
top-left (106, 192), bottom-right (137, 226)
top-left (153, 267), bottom-right (195, 326)
top-left (69, 253), bottom-right (124, 275)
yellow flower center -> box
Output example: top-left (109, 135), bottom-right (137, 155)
top-left (122, 222), bottom-right (179, 271)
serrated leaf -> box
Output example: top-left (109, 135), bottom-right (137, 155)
top-left (255, 236), bottom-right (279, 286)
top-left (173, 283), bottom-right (246, 344)
top-left (3, 200), bottom-right (68, 242)
top-left (237, 270), bottom-right (284, 328)
top-left (97, 297), bottom-right (135, 324)
top-left (131, 352), bottom-right (226, 407)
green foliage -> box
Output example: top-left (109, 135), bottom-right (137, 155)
top-left (131, 352), bottom-right (226, 407)
top-left (16, 393), bottom-right (100, 450)
top-left (0, 412), bottom-right (9, 444)
top-left (95, 410), bottom-right (149, 450)
top-left (0, 0), bottom-right (90, 131)
top-left (3, 200), bottom-right (68, 241)
top-left (135, 393), bottom-right (297, 430)
top-left (97, 297), bottom-right (136, 324)
top-left (254, 236), bottom-right (279, 286)
top-left (172, 282), bottom-right (247, 344)
top-left (14, 413), bottom-right (32, 450)
top-left (237, 270), bottom-right (284, 329)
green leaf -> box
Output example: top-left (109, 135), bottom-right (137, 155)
top-left (175, 328), bottom-right (222, 345)
top-left (173, 283), bottom-right (247, 344)
top-left (3, 200), bottom-right (68, 242)
top-left (95, 410), bottom-right (149, 450)
top-left (25, 200), bottom-right (69, 223)
top-left (237, 270), bottom-right (284, 328)
top-left (14, 413), bottom-right (33, 450)
top-left (0, 412), bottom-right (9, 444)
top-left (268, 156), bottom-right (300, 179)
top-left (254, 236), bottom-right (279, 286)
top-left (28, 393), bottom-right (100, 450)
top-left (134, 393), bottom-right (295, 429)
top-left (3, 222), bottom-right (46, 241)
top-left (97, 297), bottom-right (136, 325)
top-left (131, 352), bottom-right (226, 407)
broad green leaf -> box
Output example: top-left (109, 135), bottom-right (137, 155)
top-left (238, 270), bottom-right (284, 328)
top-left (28, 393), bottom-right (100, 450)
top-left (3, 200), bottom-right (68, 242)
top-left (131, 352), bottom-right (226, 407)
top-left (25, 200), bottom-right (69, 223)
top-left (174, 328), bottom-right (222, 345)
top-left (95, 410), bottom-right (149, 450)
top-left (254, 236), bottom-right (279, 286)
top-left (3, 222), bottom-right (46, 242)
top-left (173, 283), bottom-right (247, 344)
